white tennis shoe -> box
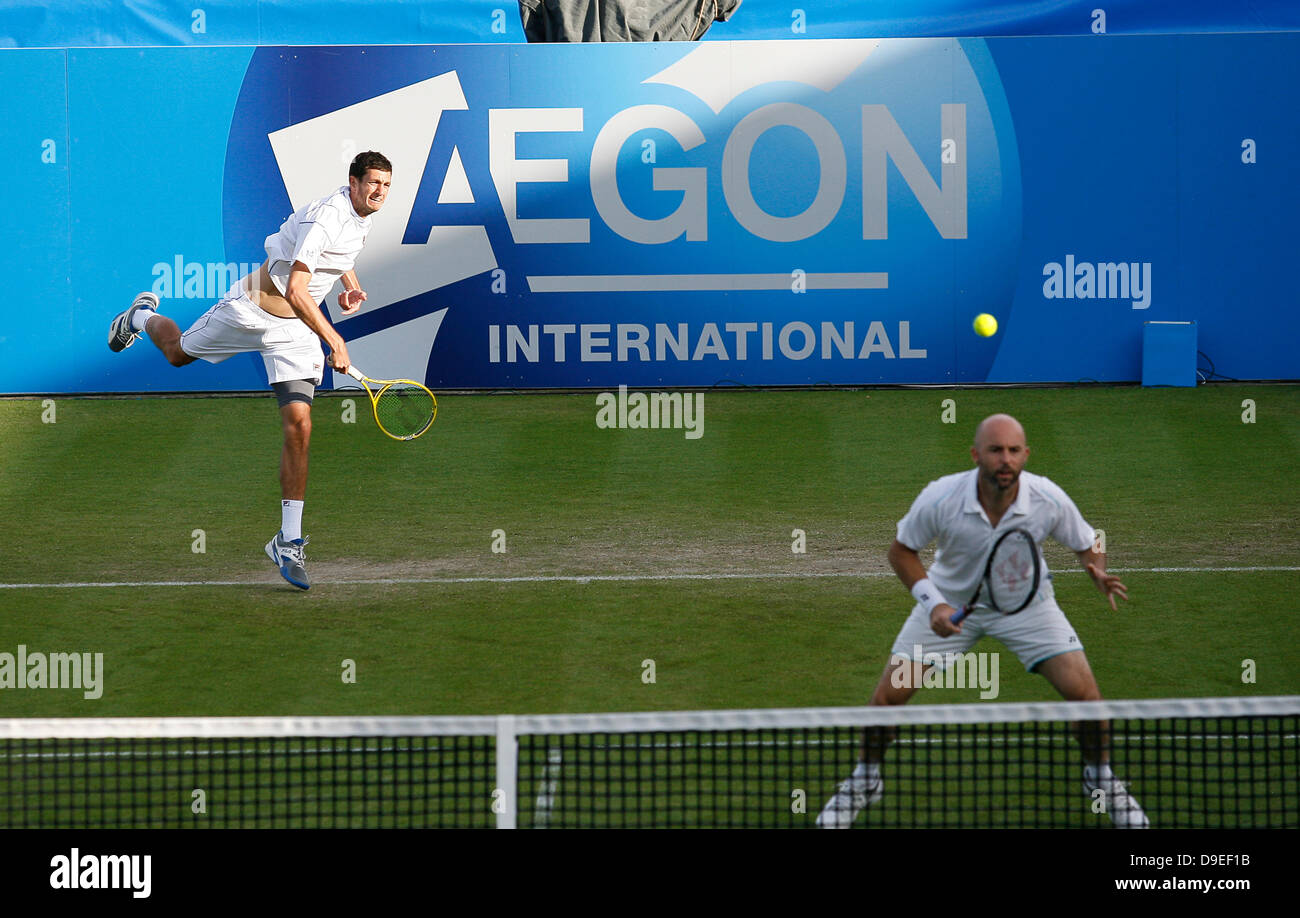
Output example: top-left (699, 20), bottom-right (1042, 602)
top-left (108, 291), bottom-right (159, 352)
top-left (1084, 771), bottom-right (1149, 828)
top-left (266, 531), bottom-right (310, 591)
top-left (815, 774), bottom-right (883, 828)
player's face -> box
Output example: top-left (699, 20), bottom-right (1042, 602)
top-left (971, 424), bottom-right (1029, 492)
top-left (349, 170), bottom-right (392, 216)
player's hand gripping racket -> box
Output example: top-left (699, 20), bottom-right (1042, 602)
top-left (950, 527), bottom-right (1041, 624)
top-left (344, 366), bottom-right (437, 441)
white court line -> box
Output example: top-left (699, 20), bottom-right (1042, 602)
top-left (0, 566), bottom-right (1296, 590)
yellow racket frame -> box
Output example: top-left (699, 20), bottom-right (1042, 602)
top-left (345, 365), bottom-right (437, 441)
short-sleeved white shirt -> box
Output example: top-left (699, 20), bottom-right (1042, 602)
top-left (263, 186), bottom-right (371, 305)
top-left (895, 468), bottom-right (1096, 605)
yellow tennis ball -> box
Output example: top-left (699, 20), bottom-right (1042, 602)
top-left (973, 313), bottom-right (998, 337)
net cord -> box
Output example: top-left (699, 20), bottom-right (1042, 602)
top-left (3, 695), bottom-right (1296, 740)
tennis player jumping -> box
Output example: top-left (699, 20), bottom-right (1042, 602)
top-left (107, 151), bottom-right (393, 590)
top-left (817, 414), bottom-right (1148, 828)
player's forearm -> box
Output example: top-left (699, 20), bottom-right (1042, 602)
top-left (887, 540), bottom-right (928, 590)
top-left (340, 270), bottom-right (360, 294)
top-left (286, 280), bottom-right (344, 353)
top-left (891, 539), bottom-right (954, 621)
top-left (293, 300), bottom-right (344, 354)
top-left (1076, 547), bottom-right (1105, 571)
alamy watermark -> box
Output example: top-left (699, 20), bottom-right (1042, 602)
top-left (151, 256), bottom-right (260, 299)
top-left (890, 648), bottom-right (1000, 699)
top-left (50, 848), bottom-right (150, 898)
top-left (0, 645), bottom-right (104, 699)
top-left (596, 384), bottom-right (703, 440)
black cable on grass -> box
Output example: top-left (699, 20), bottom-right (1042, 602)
top-left (1197, 350), bottom-right (1240, 385)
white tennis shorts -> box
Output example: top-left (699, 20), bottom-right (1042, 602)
top-left (889, 577), bottom-right (1084, 673)
top-left (180, 291), bottom-right (324, 385)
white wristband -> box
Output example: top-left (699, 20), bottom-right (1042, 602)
top-left (910, 578), bottom-right (948, 615)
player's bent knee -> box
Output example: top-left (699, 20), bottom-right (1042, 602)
top-left (1037, 651), bottom-right (1103, 702)
top-left (872, 661), bottom-right (920, 706)
top-left (166, 348), bottom-right (196, 367)
top-left (1067, 685), bottom-right (1103, 703)
top-left (282, 411), bottom-right (311, 440)
top-left (873, 650), bottom-right (925, 702)
top-left (873, 684), bottom-right (917, 706)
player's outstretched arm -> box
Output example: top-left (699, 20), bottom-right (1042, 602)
top-left (286, 262), bottom-right (350, 371)
top-left (1077, 547), bottom-right (1128, 611)
top-left (888, 540), bottom-right (960, 637)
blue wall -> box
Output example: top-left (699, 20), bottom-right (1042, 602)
top-left (2, 30), bottom-right (1297, 391)
top-left (3, 1), bottom-right (1298, 47)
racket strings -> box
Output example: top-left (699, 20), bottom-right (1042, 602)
top-left (986, 532), bottom-right (1040, 611)
top-left (374, 383), bottom-right (436, 439)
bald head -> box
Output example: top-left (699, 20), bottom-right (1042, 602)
top-left (971, 414), bottom-right (1029, 493)
top-left (973, 414), bottom-right (1026, 451)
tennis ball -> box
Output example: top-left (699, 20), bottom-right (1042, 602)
top-left (973, 313), bottom-right (998, 337)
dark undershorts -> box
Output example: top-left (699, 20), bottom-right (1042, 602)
top-left (271, 379), bottom-right (316, 408)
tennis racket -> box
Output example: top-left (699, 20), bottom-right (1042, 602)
top-left (344, 365), bottom-right (437, 441)
top-left (950, 527), bottom-right (1041, 624)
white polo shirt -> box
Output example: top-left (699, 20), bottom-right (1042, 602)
top-left (264, 186), bottom-right (371, 305)
top-left (896, 468), bottom-right (1096, 605)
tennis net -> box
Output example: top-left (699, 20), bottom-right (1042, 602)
top-left (1, 696), bottom-right (1295, 828)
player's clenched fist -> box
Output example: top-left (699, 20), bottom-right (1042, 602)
top-left (930, 604), bottom-right (961, 637)
top-left (339, 288), bottom-right (367, 314)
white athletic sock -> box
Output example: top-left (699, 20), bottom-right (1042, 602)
top-left (130, 308), bottom-right (156, 333)
top-left (281, 500), bottom-right (304, 542)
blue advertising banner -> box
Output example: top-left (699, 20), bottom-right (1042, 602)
top-left (4, 0), bottom-right (1299, 48)
top-left (2, 34), bottom-right (1297, 392)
